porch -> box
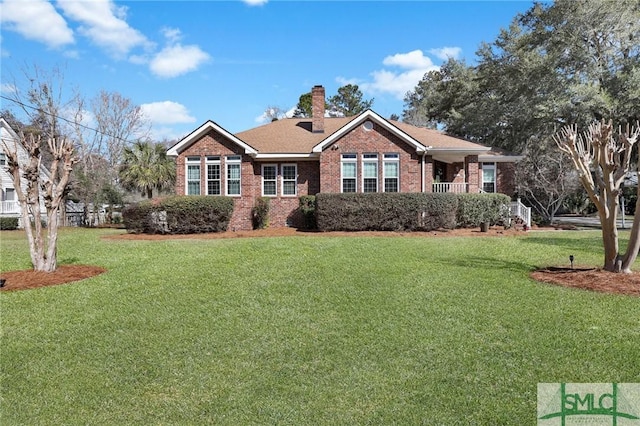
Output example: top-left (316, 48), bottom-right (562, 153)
top-left (1, 200), bottom-right (19, 215)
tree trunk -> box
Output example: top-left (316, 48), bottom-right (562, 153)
top-left (599, 207), bottom-right (621, 272)
top-left (620, 188), bottom-right (640, 273)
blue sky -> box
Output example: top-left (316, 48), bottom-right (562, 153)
top-left (1, 0), bottom-right (534, 141)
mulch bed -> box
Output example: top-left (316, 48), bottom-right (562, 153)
top-left (2, 227), bottom-right (638, 296)
top-left (0, 265), bottom-right (106, 291)
top-left (530, 267), bottom-right (640, 296)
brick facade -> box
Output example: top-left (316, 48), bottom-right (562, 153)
top-left (319, 121), bottom-right (422, 193)
top-left (173, 126), bottom-right (518, 230)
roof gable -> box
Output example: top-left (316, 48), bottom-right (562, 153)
top-left (312, 110), bottom-right (427, 153)
top-left (167, 120), bottom-right (258, 157)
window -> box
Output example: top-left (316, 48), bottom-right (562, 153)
top-left (226, 155), bottom-right (241, 196)
top-left (5, 188), bottom-right (15, 201)
top-left (281, 164), bottom-right (297, 196)
top-left (482, 163), bottom-right (496, 193)
top-left (206, 156), bottom-right (221, 195)
top-left (362, 153), bottom-right (378, 193)
top-left (341, 154), bottom-right (357, 193)
top-left (186, 156), bottom-right (201, 195)
top-left (383, 153), bottom-right (399, 192)
top-left (262, 164), bottom-right (277, 196)
top-left (0, 153), bottom-right (6, 166)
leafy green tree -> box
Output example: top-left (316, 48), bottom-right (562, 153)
top-left (119, 140), bottom-right (176, 199)
top-left (403, 0), bottom-right (640, 152)
top-left (401, 0), bottom-right (640, 228)
top-left (293, 92), bottom-right (312, 118)
top-left (327, 84), bottom-right (374, 117)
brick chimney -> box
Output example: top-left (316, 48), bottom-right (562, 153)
top-left (312, 85), bottom-right (325, 133)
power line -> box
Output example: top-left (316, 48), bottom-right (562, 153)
top-left (0, 94), bottom-right (142, 145)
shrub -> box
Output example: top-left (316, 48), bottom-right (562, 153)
top-left (0, 217), bottom-right (19, 230)
top-left (315, 193), bottom-right (458, 232)
top-left (456, 193), bottom-right (511, 228)
top-left (252, 197), bottom-right (270, 229)
top-left (123, 196), bottom-right (234, 234)
top-left (299, 195), bottom-right (317, 230)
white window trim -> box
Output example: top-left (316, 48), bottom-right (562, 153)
top-left (186, 156), bottom-right (201, 195)
top-left (281, 163), bottom-right (298, 197)
top-left (226, 155), bottom-right (242, 197)
top-left (383, 153), bottom-right (399, 193)
top-left (206, 156), bottom-right (221, 196)
top-left (262, 164), bottom-right (278, 197)
top-left (482, 162), bottom-right (496, 193)
top-left (341, 154), bottom-right (357, 193)
top-left (362, 153), bottom-right (379, 193)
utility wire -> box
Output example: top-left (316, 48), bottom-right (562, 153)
top-left (0, 94), bottom-right (141, 145)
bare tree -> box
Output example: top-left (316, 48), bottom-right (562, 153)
top-left (90, 90), bottom-right (150, 183)
top-left (516, 138), bottom-right (582, 224)
top-left (5, 65), bottom-right (83, 226)
top-left (554, 120), bottom-right (640, 273)
top-left (2, 132), bottom-right (77, 272)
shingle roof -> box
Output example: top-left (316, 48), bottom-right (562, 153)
top-left (389, 120), bottom-right (488, 151)
top-left (236, 115), bottom-right (491, 154)
top-left (236, 117), bottom-right (356, 154)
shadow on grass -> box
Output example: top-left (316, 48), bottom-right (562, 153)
top-left (436, 255), bottom-right (536, 273)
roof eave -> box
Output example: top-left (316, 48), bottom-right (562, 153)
top-left (312, 110), bottom-right (426, 154)
top-left (166, 120), bottom-right (258, 157)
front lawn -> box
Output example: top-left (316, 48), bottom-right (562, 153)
top-left (1, 228), bottom-right (638, 424)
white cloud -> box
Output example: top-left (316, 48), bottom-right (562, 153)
top-left (140, 101), bottom-right (196, 125)
top-left (1, 0), bottom-right (74, 49)
top-left (254, 106), bottom-right (295, 124)
top-left (429, 46), bottom-right (462, 61)
top-left (243, 0), bottom-right (268, 6)
top-left (0, 83), bottom-right (18, 95)
top-left (350, 48), bottom-right (460, 100)
top-left (382, 50), bottom-right (435, 69)
top-left (56, 0), bottom-right (151, 58)
top-left (149, 44), bottom-right (210, 78)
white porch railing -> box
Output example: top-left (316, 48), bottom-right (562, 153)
top-left (432, 182), bottom-right (469, 193)
top-left (510, 198), bottom-right (531, 228)
top-left (1, 200), bottom-right (20, 214)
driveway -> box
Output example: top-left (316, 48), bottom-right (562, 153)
top-left (553, 215), bottom-right (634, 230)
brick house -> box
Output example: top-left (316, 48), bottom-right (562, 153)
top-left (167, 86), bottom-right (522, 230)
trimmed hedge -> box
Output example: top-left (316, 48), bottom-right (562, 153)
top-left (122, 196), bottom-right (234, 234)
top-left (0, 217), bottom-right (19, 230)
top-left (456, 193), bottom-right (511, 228)
top-left (315, 193), bottom-right (458, 232)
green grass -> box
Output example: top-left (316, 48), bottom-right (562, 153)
top-left (1, 228), bottom-right (638, 425)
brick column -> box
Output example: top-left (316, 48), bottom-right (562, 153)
top-left (465, 155), bottom-right (479, 193)
top-left (424, 155), bottom-right (433, 192)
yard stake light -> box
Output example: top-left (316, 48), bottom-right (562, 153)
top-left (569, 255), bottom-right (574, 269)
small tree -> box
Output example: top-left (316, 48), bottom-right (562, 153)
top-left (2, 132), bottom-right (77, 272)
top-left (119, 140), bottom-right (176, 199)
top-left (554, 120), bottom-right (640, 273)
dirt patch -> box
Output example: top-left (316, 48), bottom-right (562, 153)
top-left (3, 226), bottom-right (637, 295)
top-left (0, 265), bottom-right (106, 292)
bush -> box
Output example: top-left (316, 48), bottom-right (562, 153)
top-left (123, 196), bottom-right (234, 234)
top-left (0, 217), bottom-right (19, 230)
top-left (456, 193), bottom-right (511, 228)
top-left (252, 197), bottom-right (270, 229)
top-left (315, 193), bottom-right (458, 232)
top-left (299, 195), bottom-right (317, 230)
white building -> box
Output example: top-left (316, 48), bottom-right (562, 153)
top-left (1, 117), bottom-right (49, 221)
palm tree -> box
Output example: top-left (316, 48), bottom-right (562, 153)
top-left (119, 140), bottom-right (176, 199)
